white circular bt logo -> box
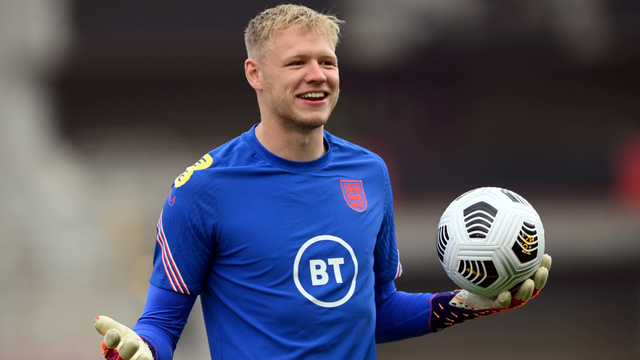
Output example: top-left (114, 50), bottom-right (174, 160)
top-left (293, 235), bottom-right (358, 308)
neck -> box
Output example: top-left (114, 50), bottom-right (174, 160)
top-left (255, 121), bottom-right (326, 162)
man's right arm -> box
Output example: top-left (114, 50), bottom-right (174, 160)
top-left (133, 284), bottom-right (198, 360)
top-left (95, 284), bottom-right (197, 360)
top-left (96, 155), bottom-right (217, 359)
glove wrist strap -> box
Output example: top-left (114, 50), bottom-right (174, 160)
top-left (139, 335), bottom-right (157, 360)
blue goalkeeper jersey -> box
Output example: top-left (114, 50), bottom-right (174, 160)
top-left (150, 125), bottom-right (402, 359)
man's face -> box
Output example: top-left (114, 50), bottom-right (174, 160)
top-left (258, 29), bottom-right (340, 132)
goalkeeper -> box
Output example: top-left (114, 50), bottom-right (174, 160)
top-left (95, 4), bottom-right (552, 360)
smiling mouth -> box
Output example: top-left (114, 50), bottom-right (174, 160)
top-left (297, 92), bottom-right (328, 101)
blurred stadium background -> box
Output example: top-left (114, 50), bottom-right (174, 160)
top-left (1, 0), bottom-right (639, 359)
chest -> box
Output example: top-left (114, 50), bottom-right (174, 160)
top-left (212, 167), bottom-right (385, 267)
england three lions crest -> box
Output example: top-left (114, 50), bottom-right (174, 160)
top-left (340, 180), bottom-right (367, 212)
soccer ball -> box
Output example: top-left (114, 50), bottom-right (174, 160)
top-left (436, 187), bottom-right (545, 297)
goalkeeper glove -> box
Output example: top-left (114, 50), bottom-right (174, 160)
top-left (94, 316), bottom-right (154, 360)
top-left (430, 253), bottom-right (552, 332)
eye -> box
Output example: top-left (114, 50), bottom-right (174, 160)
top-left (288, 61), bottom-right (304, 66)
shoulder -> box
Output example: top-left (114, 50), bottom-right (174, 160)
top-left (326, 132), bottom-right (389, 174)
top-left (173, 133), bottom-right (256, 190)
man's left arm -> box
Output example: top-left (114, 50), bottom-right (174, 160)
top-left (375, 254), bottom-right (552, 343)
top-left (371, 158), bottom-right (552, 342)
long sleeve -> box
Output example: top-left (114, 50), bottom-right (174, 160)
top-left (375, 281), bottom-right (435, 343)
top-left (132, 284), bottom-right (197, 360)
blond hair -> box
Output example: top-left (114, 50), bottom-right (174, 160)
top-left (244, 4), bottom-right (345, 59)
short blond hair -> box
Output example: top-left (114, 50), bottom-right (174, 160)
top-left (244, 4), bottom-right (345, 59)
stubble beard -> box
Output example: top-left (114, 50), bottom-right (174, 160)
top-left (263, 80), bottom-right (340, 133)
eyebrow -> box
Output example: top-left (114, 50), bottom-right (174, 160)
top-left (281, 53), bottom-right (338, 64)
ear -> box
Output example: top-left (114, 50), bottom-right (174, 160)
top-left (245, 58), bottom-right (263, 90)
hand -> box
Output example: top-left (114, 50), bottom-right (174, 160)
top-left (430, 254), bottom-right (552, 332)
top-left (94, 316), bottom-right (154, 360)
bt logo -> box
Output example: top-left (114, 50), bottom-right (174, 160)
top-left (310, 258), bottom-right (345, 286)
top-left (293, 235), bottom-right (358, 308)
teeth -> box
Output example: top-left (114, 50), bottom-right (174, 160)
top-left (298, 92), bottom-right (325, 99)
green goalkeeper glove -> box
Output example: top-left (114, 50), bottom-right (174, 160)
top-left (94, 316), bottom-right (154, 360)
top-left (430, 254), bottom-right (552, 332)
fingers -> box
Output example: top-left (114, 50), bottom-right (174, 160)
top-left (103, 337), bottom-right (142, 360)
top-left (494, 290), bottom-right (511, 309)
top-left (104, 329), bottom-right (122, 349)
top-left (533, 253), bottom-right (552, 290)
top-left (533, 266), bottom-right (549, 289)
top-left (516, 278), bottom-right (535, 301)
top-left (541, 254), bottom-right (552, 271)
top-left (95, 315), bottom-right (153, 360)
top-left (119, 339), bottom-right (140, 359)
top-left (95, 315), bottom-right (129, 336)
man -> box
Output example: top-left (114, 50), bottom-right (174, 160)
top-left (95, 4), bottom-right (551, 360)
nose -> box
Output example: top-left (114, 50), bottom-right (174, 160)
top-left (304, 61), bottom-right (327, 83)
